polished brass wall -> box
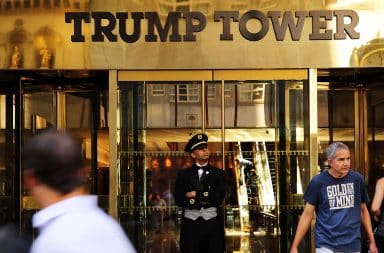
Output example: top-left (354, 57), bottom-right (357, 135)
top-left (0, 0), bottom-right (383, 69)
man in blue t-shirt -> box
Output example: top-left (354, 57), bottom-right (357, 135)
top-left (290, 142), bottom-right (378, 253)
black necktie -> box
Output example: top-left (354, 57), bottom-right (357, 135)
top-left (198, 165), bottom-right (209, 180)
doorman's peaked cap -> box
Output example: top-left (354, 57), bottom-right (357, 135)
top-left (184, 133), bottom-right (208, 153)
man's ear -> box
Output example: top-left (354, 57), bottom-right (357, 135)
top-left (190, 152), bottom-right (196, 159)
top-left (77, 166), bottom-right (88, 184)
top-left (23, 169), bottom-right (39, 189)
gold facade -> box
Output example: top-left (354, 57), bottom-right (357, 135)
top-left (0, 0), bottom-right (382, 69)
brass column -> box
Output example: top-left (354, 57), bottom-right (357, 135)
top-left (354, 86), bottom-right (368, 176)
top-left (109, 70), bottom-right (118, 219)
top-left (309, 69), bottom-right (318, 253)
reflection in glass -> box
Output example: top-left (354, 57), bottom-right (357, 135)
top-left (223, 79), bottom-right (309, 252)
top-left (234, 142), bottom-right (251, 232)
top-left (0, 95), bottom-right (7, 196)
top-left (254, 141), bottom-right (275, 211)
top-left (21, 84), bottom-right (107, 235)
top-left (23, 92), bottom-right (56, 130)
top-left (0, 93), bottom-right (15, 226)
top-left (318, 80), bottom-right (384, 201)
top-left (206, 81), bottom-right (221, 128)
top-left (66, 94), bottom-right (91, 128)
top-left (146, 82), bottom-right (202, 128)
top-left (224, 81), bottom-right (274, 127)
top-left (65, 93), bottom-right (93, 193)
top-left (317, 83), bottom-right (355, 168)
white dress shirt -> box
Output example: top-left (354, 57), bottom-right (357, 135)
top-left (196, 162), bottom-right (208, 180)
top-left (31, 195), bottom-right (136, 253)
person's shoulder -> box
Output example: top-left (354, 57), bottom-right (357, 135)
top-left (376, 176), bottom-right (384, 186)
top-left (177, 168), bottom-right (189, 175)
top-left (312, 170), bottom-right (327, 180)
top-left (208, 165), bottom-right (225, 174)
top-left (306, 170), bottom-right (329, 186)
top-left (175, 168), bottom-right (190, 181)
top-left (348, 170), bottom-right (364, 179)
top-left (0, 224), bottom-right (31, 253)
top-left (42, 211), bottom-right (135, 253)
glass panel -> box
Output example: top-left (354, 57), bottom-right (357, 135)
top-left (367, 88), bottom-right (384, 194)
top-left (118, 83), bottom-right (146, 251)
top-left (97, 90), bottom-right (109, 196)
top-left (0, 93), bottom-right (15, 226)
top-left (238, 83), bottom-right (265, 102)
top-left (224, 81), bottom-right (275, 128)
top-left (146, 82), bottom-right (175, 127)
top-left (223, 79), bottom-right (309, 253)
top-left (22, 89), bottom-right (56, 235)
top-left (0, 95), bottom-right (8, 196)
top-left (21, 83), bottom-right (105, 234)
top-left (284, 81), bottom-right (311, 253)
top-left (147, 82), bottom-right (202, 128)
top-left (317, 83), bottom-right (355, 170)
top-left (144, 129), bottom-right (197, 253)
top-left (23, 92), bottom-right (56, 132)
top-left (206, 81), bottom-right (221, 128)
top-left (65, 93), bottom-right (93, 193)
top-left (65, 90), bottom-right (109, 198)
top-left (151, 84), bottom-right (165, 96)
top-left (316, 76), bottom-right (384, 251)
top-left (66, 94), bottom-right (92, 128)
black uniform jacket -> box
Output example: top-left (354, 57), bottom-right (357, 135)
top-left (174, 164), bottom-right (226, 210)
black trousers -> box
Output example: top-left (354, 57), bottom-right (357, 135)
top-left (180, 216), bottom-right (224, 253)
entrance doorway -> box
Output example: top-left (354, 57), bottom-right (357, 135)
top-left (116, 69), bottom-right (311, 253)
top-left (318, 68), bottom-right (384, 197)
top-left (0, 75), bottom-right (20, 229)
top-left (0, 70), bottom-right (109, 234)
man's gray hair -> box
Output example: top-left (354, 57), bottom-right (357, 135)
top-left (326, 142), bottom-right (349, 160)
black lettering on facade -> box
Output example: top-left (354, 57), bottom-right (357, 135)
top-left (117, 12), bottom-right (144, 43)
top-left (65, 12), bottom-right (90, 42)
top-left (145, 12), bottom-right (182, 42)
top-left (183, 12), bottom-right (207, 41)
top-left (239, 10), bottom-right (269, 41)
top-left (309, 10), bottom-right (333, 40)
top-left (214, 11), bottom-right (239, 41)
top-left (268, 11), bottom-right (308, 41)
top-left (91, 12), bottom-right (118, 42)
top-left (334, 10), bottom-right (359, 40)
top-left (65, 10), bottom-right (361, 43)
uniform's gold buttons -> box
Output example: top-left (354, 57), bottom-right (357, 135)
top-left (189, 198), bottom-right (195, 204)
top-left (203, 192), bottom-right (208, 197)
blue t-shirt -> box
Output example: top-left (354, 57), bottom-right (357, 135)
top-left (304, 170), bottom-right (368, 252)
